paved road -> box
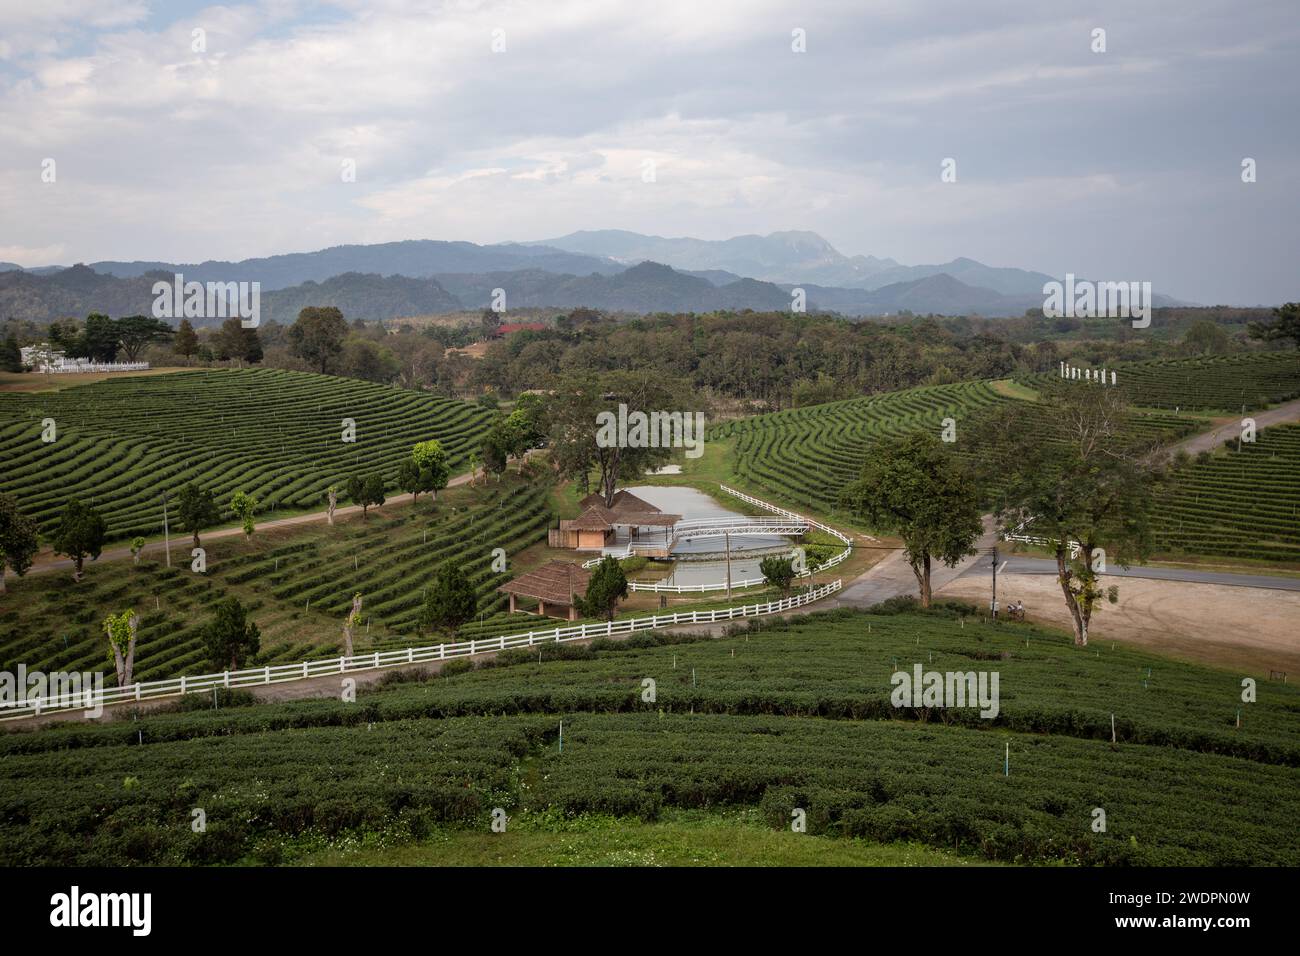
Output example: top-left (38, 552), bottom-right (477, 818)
top-left (958, 555), bottom-right (1300, 592)
top-left (830, 517), bottom-right (1001, 609)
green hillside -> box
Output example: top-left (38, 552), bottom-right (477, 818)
top-left (0, 368), bottom-right (494, 541)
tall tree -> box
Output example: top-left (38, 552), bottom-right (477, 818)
top-left (0, 494), bottom-right (39, 594)
top-left (398, 439), bottom-right (450, 502)
top-left (578, 556), bottom-right (628, 622)
top-left (546, 371), bottom-right (686, 508)
top-left (419, 562), bottom-right (477, 638)
top-left (202, 597), bottom-right (261, 671)
top-left (983, 383), bottom-right (1163, 646)
top-left (173, 319), bottom-right (199, 365)
top-left (480, 424), bottom-right (511, 482)
top-left (212, 318), bottom-right (262, 367)
top-left (52, 499), bottom-right (106, 582)
top-left (1248, 302), bottom-right (1300, 349)
top-left (346, 473), bottom-right (385, 516)
top-left (176, 483), bottom-right (221, 549)
top-left (841, 431), bottom-right (983, 608)
top-left (0, 334), bottom-right (21, 373)
top-left (74, 313), bottom-right (119, 362)
top-left (288, 306), bottom-right (348, 373)
top-left (114, 315), bottom-right (173, 362)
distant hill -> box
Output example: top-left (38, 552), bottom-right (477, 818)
top-left (518, 229), bottom-right (902, 288)
top-left (262, 272), bottom-right (461, 323)
top-left (0, 264), bottom-right (164, 321)
top-left (437, 261), bottom-right (793, 313)
top-left (0, 262), bottom-right (21, 273)
top-left (82, 239), bottom-right (623, 291)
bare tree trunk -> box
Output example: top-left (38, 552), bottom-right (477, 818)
top-left (123, 615), bottom-right (138, 686)
top-left (907, 552), bottom-right (933, 608)
top-left (1055, 548), bottom-right (1088, 646)
top-left (327, 488), bottom-right (337, 525)
top-left (342, 593), bottom-right (362, 658)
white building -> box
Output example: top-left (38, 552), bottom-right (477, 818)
top-left (18, 344), bottom-right (148, 374)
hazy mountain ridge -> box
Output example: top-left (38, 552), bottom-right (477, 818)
top-left (80, 240), bottom-right (623, 291)
top-left (1, 230), bottom-right (1194, 321)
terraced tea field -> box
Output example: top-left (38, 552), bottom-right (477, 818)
top-left (1152, 423), bottom-right (1300, 562)
top-left (1024, 352), bottom-right (1300, 412)
top-left (715, 380), bottom-right (1193, 515)
top-left (0, 478), bottom-right (554, 683)
top-left (3, 608), bottom-right (1295, 866)
top-left (0, 368), bottom-right (494, 541)
top-left (710, 381), bottom-right (1010, 513)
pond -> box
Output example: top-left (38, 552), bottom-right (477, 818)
top-left (624, 485), bottom-right (796, 587)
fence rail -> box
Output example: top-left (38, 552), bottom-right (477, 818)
top-left (1000, 517), bottom-right (1081, 559)
top-left (625, 486), bottom-right (854, 593)
top-left (0, 579), bottom-right (843, 720)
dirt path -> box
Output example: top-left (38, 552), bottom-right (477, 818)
top-left (1165, 396), bottom-right (1300, 456)
top-left (21, 468), bottom-right (482, 577)
top-left (938, 572), bottom-right (1300, 675)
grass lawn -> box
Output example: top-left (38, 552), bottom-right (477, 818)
top-left (292, 809), bottom-right (998, 867)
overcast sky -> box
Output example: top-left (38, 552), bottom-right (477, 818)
top-left (1, 0), bottom-right (1296, 304)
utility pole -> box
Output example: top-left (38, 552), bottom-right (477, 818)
top-left (990, 545), bottom-right (998, 621)
top-left (161, 494), bottom-right (171, 568)
top-left (725, 531), bottom-right (732, 599)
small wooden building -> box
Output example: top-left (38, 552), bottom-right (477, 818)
top-left (550, 490), bottom-right (681, 551)
top-left (497, 560), bottom-right (593, 621)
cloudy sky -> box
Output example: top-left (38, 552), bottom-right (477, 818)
top-left (1, 0), bottom-right (1296, 304)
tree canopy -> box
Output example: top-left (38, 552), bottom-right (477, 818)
top-left (841, 431), bottom-right (983, 608)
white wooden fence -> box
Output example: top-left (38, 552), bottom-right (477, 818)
top-left (1000, 517), bottom-right (1081, 559)
top-left (0, 579), bottom-right (842, 720)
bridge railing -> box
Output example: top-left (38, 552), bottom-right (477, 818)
top-left (626, 486), bottom-right (855, 593)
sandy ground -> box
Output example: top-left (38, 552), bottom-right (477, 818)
top-left (939, 571), bottom-right (1300, 676)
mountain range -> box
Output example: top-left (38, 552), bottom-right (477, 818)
top-left (0, 231), bottom-right (1191, 322)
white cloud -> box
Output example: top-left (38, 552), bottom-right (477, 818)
top-left (0, 0), bottom-right (1294, 302)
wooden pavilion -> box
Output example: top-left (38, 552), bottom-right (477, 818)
top-left (497, 560), bottom-right (592, 621)
top-left (550, 490), bottom-right (681, 551)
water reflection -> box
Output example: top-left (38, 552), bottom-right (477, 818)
top-left (624, 485), bottom-right (794, 587)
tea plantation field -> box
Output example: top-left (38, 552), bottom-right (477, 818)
top-left (0, 368), bottom-right (494, 541)
top-left (1024, 351), bottom-right (1300, 412)
top-left (1153, 422), bottom-right (1300, 562)
top-left (0, 476), bottom-right (554, 683)
top-left (2, 608), bottom-right (1295, 866)
top-left (714, 379), bottom-right (1193, 515)
top-left (709, 381), bottom-right (1010, 513)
